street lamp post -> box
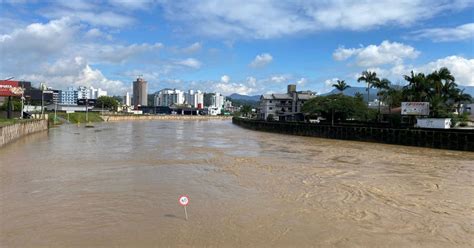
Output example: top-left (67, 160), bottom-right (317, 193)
top-left (86, 96), bottom-right (89, 123)
top-left (54, 100), bottom-right (57, 125)
top-left (41, 90), bottom-right (44, 119)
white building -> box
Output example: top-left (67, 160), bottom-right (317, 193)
top-left (154, 88), bottom-right (185, 107)
top-left (206, 92), bottom-right (225, 115)
top-left (124, 92), bottom-right (131, 106)
top-left (59, 87), bottom-right (78, 105)
top-left (77, 86), bottom-right (90, 99)
top-left (184, 90), bottom-right (204, 108)
top-left (259, 84), bottom-right (316, 121)
top-left (90, 87), bottom-right (107, 99)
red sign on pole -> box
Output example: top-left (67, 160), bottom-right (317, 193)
top-left (178, 195), bottom-right (189, 206)
top-left (0, 80), bottom-right (22, 97)
top-left (178, 195), bottom-right (190, 220)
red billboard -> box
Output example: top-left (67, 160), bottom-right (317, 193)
top-left (0, 80), bottom-right (23, 97)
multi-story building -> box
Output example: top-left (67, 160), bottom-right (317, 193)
top-left (206, 92), bottom-right (225, 115)
top-left (184, 90), bottom-right (204, 108)
top-left (124, 92), bottom-right (131, 106)
top-left (154, 88), bottom-right (185, 107)
top-left (59, 87), bottom-right (78, 105)
top-left (77, 86), bottom-right (90, 100)
top-left (89, 87), bottom-right (107, 99)
top-left (133, 77), bottom-right (148, 107)
top-left (259, 84), bottom-right (316, 121)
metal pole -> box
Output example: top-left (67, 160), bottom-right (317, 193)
top-left (41, 90), bottom-right (44, 119)
top-left (54, 100), bottom-right (57, 125)
top-left (184, 206), bottom-right (188, 221)
top-left (20, 91), bottom-right (24, 120)
top-left (86, 99), bottom-right (89, 122)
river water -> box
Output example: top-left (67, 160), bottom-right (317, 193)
top-left (1, 120), bottom-right (473, 247)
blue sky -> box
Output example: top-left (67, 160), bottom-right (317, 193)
top-left (0, 0), bottom-right (473, 96)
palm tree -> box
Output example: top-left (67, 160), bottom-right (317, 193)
top-left (403, 71), bottom-right (430, 102)
top-left (354, 92), bottom-right (364, 101)
top-left (428, 67), bottom-right (455, 96)
top-left (357, 70), bottom-right (380, 106)
top-left (380, 86), bottom-right (403, 113)
top-left (332, 80), bottom-right (350, 94)
top-left (452, 88), bottom-right (472, 114)
top-left (372, 78), bottom-right (391, 117)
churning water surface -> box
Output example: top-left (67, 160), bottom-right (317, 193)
top-left (1, 120), bottom-right (473, 247)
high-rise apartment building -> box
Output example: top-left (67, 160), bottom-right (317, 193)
top-left (154, 88), bottom-right (185, 107)
top-left (184, 90), bottom-right (204, 108)
top-left (133, 77), bottom-right (148, 107)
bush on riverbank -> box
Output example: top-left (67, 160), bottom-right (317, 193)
top-left (48, 112), bottom-right (103, 124)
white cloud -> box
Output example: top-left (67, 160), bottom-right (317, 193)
top-left (221, 75), bottom-right (231, 83)
top-left (333, 40), bottom-right (420, 67)
top-left (0, 17), bottom-right (77, 60)
top-left (410, 23), bottom-right (474, 42)
top-left (246, 76), bottom-right (257, 87)
top-left (214, 83), bottom-right (255, 95)
top-left (182, 42), bottom-right (202, 53)
top-left (353, 56), bottom-right (474, 86)
top-left (175, 58), bottom-right (202, 69)
top-left (87, 42), bottom-right (163, 64)
top-left (19, 56), bottom-right (128, 95)
top-left (416, 56), bottom-right (474, 86)
top-left (158, 0), bottom-right (473, 39)
top-left (43, 9), bottom-right (135, 28)
top-left (270, 75), bottom-right (287, 83)
top-left (319, 78), bottom-right (340, 94)
top-left (250, 53), bottom-right (273, 68)
top-left (297, 78), bottom-right (308, 86)
top-left (108, 0), bottom-right (156, 10)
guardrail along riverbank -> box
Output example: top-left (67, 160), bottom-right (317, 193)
top-left (0, 119), bottom-right (48, 147)
top-left (233, 117), bottom-right (474, 152)
top-left (102, 115), bottom-right (232, 122)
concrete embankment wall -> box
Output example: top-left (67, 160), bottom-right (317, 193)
top-left (0, 120), bottom-right (48, 147)
top-left (102, 115), bottom-right (232, 122)
top-left (233, 118), bottom-right (474, 152)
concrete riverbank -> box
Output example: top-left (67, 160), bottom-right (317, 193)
top-left (102, 115), bottom-right (232, 122)
top-left (0, 119), bottom-right (48, 147)
top-left (233, 117), bottom-right (474, 151)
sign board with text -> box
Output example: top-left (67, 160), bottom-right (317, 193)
top-left (0, 80), bottom-right (23, 97)
top-left (401, 102), bottom-right (430, 116)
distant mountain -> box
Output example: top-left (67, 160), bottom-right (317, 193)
top-left (323, 86), bottom-right (379, 101)
top-left (460, 86), bottom-right (474, 97)
top-left (228, 93), bottom-right (261, 102)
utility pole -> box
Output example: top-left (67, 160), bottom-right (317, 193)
top-left (20, 90), bottom-right (24, 120)
top-left (41, 89), bottom-right (44, 119)
top-left (54, 99), bottom-right (57, 125)
top-left (86, 96), bottom-right (89, 123)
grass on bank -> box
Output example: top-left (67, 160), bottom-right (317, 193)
top-left (0, 118), bottom-right (38, 127)
top-left (48, 112), bottom-right (104, 125)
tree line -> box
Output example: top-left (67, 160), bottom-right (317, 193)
top-left (303, 67), bottom-right (472, 125)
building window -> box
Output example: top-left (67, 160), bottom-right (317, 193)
top-left (269, 107), bottom-right (273, 110)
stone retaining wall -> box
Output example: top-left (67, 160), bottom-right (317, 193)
top-left (102, 115), bottom-right (232, 122)
top-left (0, 120), bottom-right (49, 147)
top-left (233, 117), bottom-right (474, 152)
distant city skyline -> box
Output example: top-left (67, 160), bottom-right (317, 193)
top-left (0, 1), bottom-right (473, 96)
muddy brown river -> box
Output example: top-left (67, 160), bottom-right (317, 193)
top-left (1, 120), bottom-right (473, 247)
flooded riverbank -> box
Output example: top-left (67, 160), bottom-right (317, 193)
top-left (1, 120), bottom-right (473, 247)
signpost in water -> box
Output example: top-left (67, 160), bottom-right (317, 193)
top-left (178, 195), bottom-right (189, 220)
